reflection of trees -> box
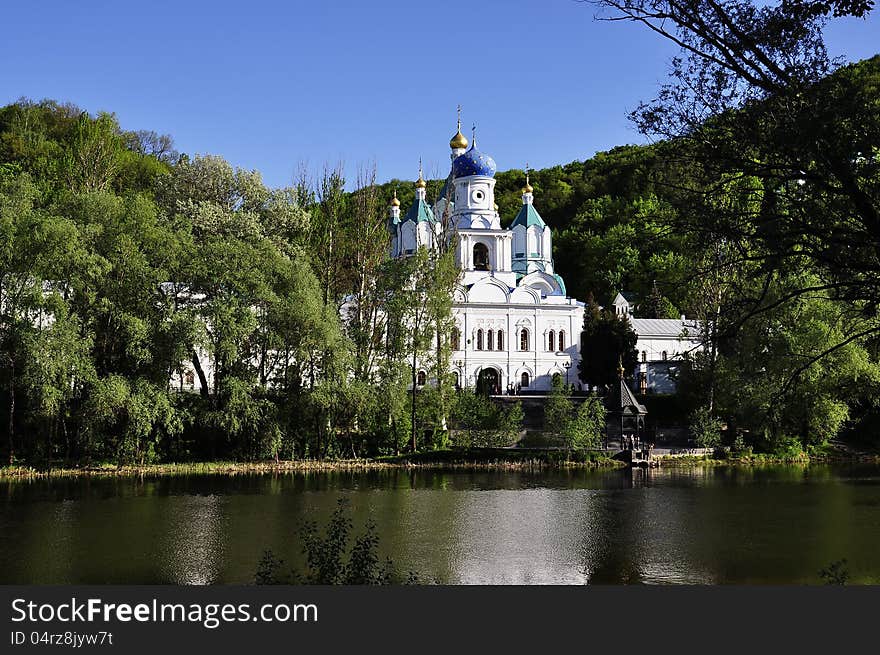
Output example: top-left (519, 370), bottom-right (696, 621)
top-left (580, 470), bottom-right (646, 584)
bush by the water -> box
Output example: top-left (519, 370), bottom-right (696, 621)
top-left (255, 498), bottom-right (419, 585)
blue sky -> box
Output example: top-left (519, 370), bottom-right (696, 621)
top-left (2, 1), bottom-right (877, 188)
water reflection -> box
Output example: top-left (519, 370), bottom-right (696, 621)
top-left (158, 495), bottom-right (227, 584)
top-left (1, 464), bottom-right (879, 584)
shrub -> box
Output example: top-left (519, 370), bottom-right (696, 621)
top-left (255, 498), bottom-right (419, 585)
top-left (689, 406), bottom-right (723, 449)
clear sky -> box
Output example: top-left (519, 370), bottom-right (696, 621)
top-left (2, 1), bottom-right (877, 188)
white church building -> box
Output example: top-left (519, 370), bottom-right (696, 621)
top-left (167, 117), bottom-right (702, 397)
top-left (387, 118), bottom-right (703, 394)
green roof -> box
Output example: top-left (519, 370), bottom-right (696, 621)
top-left (510, 203), bottom-right (546, 228)
top-left (402, 198), bottom-right (435, 224)
top-left (553, 274), bottom-right (566, 296)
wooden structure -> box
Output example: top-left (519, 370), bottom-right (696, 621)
top-left (605, 361), bottom-right (648, 449)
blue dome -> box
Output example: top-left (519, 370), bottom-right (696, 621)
top-left (452, 146), bottom-right (497, 178)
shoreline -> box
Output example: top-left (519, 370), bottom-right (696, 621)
top-left (2, 451), bottom-right (878, 480)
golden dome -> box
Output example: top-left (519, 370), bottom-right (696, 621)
top-left (450, 130), bottom-right (468, 150)
top-left (390, 192), bottom-right (400, 207)
top-left (522, 166), bottom-right (533, 194)
top-left (415, 171), bottom-right (427, 189)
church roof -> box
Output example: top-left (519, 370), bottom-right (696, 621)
top-left (402, 198), bottom-right (435, 224)
top-left (553, 273), bottom-right (566, 296)
top-left (452, 145), bottom-right (497, 178)
top-left (510, 203), bottom-right (547, 228)
top-left (630, 318), bottom-right (701, 338)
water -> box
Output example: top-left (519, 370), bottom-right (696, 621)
top-left (2, 464), bottom-right (879, 584)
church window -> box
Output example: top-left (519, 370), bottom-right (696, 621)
top-left (520, 329), bottom-right (530, 351)
top-left (559, 331), bottom-right (565, 350)
top-left (548, 330), bottom-right (555, 352)
top-left (451, 327), bottom-right (460, 351)
top-left (453, 371), bottom-right (460, 390)
top-left (639, 372), bottom-right (647, 394)
top-left (641, 351), bottom-right (647, 362)
top-left (662, 351), bottom-right (668, 361)
top-left (521, 372), bottom-right (530, 388)
top-left (487, 329), bottom-right (494, 351)
top-left (417, 370), bottom-right (427, 386)
top-left (476, 329), bottom-right (484, 351)
top-left (497, 330), bottom-right (504, 351)
top-left (473, 243), bottom-right (489, 271)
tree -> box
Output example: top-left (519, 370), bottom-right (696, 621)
top-left (643, 281), bottom-right (679, 319)
top-left (567, 394), bottom-right (607, 451)
top-left (578, 297), bottom-right (639, 390)
top-left (681, 272), bottom-right (880, 450)
top-left (450, 392), bottom-right (523, 448)
top-left (591, 0), bottom-right (880, 386)
top-left (688, 406), bottom-right (723, 449)
top-left (544, 374), bottom-right (574, 438)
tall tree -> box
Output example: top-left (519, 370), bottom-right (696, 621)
top-left (591, 0), bottom-right (880, 373)
top-left (578, 297), bottom-right (639, 390)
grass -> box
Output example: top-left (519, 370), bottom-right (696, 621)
top-left (3, 443), bottom-right (877, 480)
top-left (0, 449), bottom-right (623, 480)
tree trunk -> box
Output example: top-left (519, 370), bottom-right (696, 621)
top-left (191, 350), bottom-right (210, 399)
top-left (410, 349), bottom-right (418, 453)
top-left (7, 358), bottom-right (14, 465)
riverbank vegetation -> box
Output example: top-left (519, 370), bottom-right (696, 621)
top-left (1, 2), bottom-right (878, 469)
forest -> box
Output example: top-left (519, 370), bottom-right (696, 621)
top-left (1, 0), bottom-right (878, 467)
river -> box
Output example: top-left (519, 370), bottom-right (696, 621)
top-left (2, 463), bottom-right (879, 584)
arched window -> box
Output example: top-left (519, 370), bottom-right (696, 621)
top-left (476, 329), bottom-right (484, 351)
top-left (641, 351), bottom-right (647, 362)
top-left (473, 243), bottom-right (489, 270)
top-left (521, 372), bottom-right (530, 388)
top-left (548, 330), bottom-right (555, 352)
top-left (453, 371), bottom-right (460, 390)
top-left (487, 329), bottom-right (494, 351)
top-left (558, 331), bottom-right (565, 351)
top-left (451, 327), bottom-right (460, 351)
top-left (662, 351), bottom-right (668, 361)
top-left (520, 329), bottom-right (529, 351)
top-left (497, 329), bottom-right (504, 351)
top-left (417, 370), bottom-right (426, 386)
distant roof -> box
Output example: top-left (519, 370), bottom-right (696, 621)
top-left (613, 291), bottom-right (637, 305)
top-left (631, 318), bottom-right (701, 338)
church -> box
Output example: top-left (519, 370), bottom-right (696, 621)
top-left (386, 115), bottom-right (702, 394)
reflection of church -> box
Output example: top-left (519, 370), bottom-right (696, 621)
top-left (388, 117), bottom-right (584, 391)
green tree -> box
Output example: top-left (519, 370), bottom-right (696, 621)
top-left (577, 297), bottom-right (639, 390)
top-left (593, 0), bottom-right (880, 392)
top-left (567, 394), bottom-right (607, 451)
top-left (450, 392), bottom-right (523, 448)
top-left (689, 406), bottom-right (723, 449)
top-left (544, 374), bottom-right (574, 438)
